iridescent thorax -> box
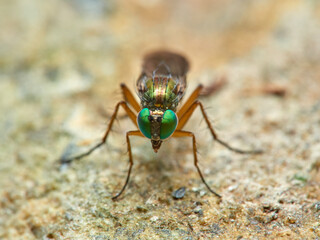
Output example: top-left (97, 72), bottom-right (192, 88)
top-left (136, 51), bottom-right (189, 151)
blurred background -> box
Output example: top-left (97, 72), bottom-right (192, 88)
top-left (1, 0), bottom-right (320, 239)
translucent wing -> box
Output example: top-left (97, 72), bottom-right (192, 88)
top-left (141, 50), bottom-right (189, 78)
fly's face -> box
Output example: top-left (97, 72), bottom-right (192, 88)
top-left (137, 108), bottom-right (178, 152)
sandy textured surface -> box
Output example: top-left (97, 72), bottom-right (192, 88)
top-left (1, 0), bottom-right (320, 239)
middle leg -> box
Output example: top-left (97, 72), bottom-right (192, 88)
top-left (112, 130), bottom-right (143, 200)
top-left (177, 84), bottom-right (203, 119)
top-left (121, 83), bottom-right (141, 112)
top-left (177, 100), bottom-right (262, 154)
top-left (60, 101), bottom-right (139, 164)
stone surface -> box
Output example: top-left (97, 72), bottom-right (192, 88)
top-left (0, 0), bottom-right (320, 239)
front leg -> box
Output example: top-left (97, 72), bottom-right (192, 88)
top-left (172, 130), bottom-right (221, 198)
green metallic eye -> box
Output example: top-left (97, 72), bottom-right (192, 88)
top-left (160, 110), bottom-right (178, 140)
top-left (137, 108), bottom-right (151, 139)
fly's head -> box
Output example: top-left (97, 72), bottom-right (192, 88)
top-left (137, 108), bottom-right (178, 152)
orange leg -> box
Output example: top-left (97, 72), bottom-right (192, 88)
top-left (121, 83), bottom-right (141, 113)
top-left (177, 100), bottom-right (262, 154)
top-left (112, 130), bottom-right (143, 200)
top-left (172, 130), bottom-right (221, 198)
top-left (177, 84), bottom-right (203, 119)
top-left (60, 101), bottom-right (139, 164)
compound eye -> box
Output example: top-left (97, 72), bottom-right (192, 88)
top-left (160, 110), bottom-right (178, 140)
top-left (137, 108), bottom-right (151, 139)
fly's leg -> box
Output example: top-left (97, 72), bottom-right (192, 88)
top-left (177, 84), bottom-right (203, 119)
top-left (121, 83), bottom-right (141, 112)
top-left (177, 100), bottom-right (263, 154)
top-left (60, 101), bottom-right (138, 164)
top-left (97, 84), bottom-right (140, 120)
top-left (172, 130), bottom-right (221, 198)
top-left (112, 130), bottom-right (142, 200)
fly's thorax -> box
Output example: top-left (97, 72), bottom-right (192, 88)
top-left (137, 50), bottom-right (188, 110)
top-left (137, 74), bottom-right (184, 111)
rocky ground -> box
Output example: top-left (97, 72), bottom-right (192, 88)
top-left (0, 0), bottom-right (320, 239)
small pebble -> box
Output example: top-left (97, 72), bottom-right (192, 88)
top-left (199, 190), bottom-right (206, 197)
top-left (172, 187), bottom-right (186, 199)
top-left (136, 206), bottom-right (148, 213)
top-left (194, 206), bottom-right (203, 216)
top-left (150, 216), bottom-right (159, 222)
top-left (314, 202), bottom-right (320, 211)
